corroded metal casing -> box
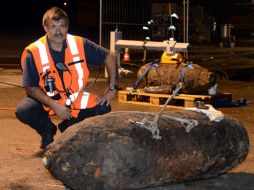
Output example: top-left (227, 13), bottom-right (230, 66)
top-left (138, 62), bottom-right (216, 93)
top-left (44, 110), bottom-right (249, 190)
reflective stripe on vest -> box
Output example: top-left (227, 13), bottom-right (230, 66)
top-left (34, 40), bottom-right (50, 73)
top-left (33, 40), bottom-right (54, 97)
top-left (67, 34), bottom-right (91, 107)
top-left (67, 34), bottom-right (84, 91)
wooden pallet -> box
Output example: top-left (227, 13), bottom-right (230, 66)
top-left (118, 89), bottom-right (232, 109)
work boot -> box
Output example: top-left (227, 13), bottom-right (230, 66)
top-left (40, 126), bottom-right (57, 149)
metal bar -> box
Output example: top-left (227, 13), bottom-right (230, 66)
top-left (99, 0), bottom-right (102, 46)
top-left (186, 0), bottom-right (189, 43)
top-left (183, 0), bottom-right (186, 43)
top-left (115, 40), bottom-right (189, 54)
top-left (186, 0), bottom-right (189, 59)
top-left (168, 3), bottom-right (174, 39)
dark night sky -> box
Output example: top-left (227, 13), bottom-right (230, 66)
top-left (0, 0), bottom-right (252, 43)
top-left (0, 0), bottom-right (252, 29)
top-left (0, 0), bottom-right (84, 34)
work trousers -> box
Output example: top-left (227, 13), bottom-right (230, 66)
top-left (15, 96), bottom-right (111, 136)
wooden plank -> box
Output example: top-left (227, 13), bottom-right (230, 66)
top-left (118, 90), bottom-right (211, 99)
top-left (118, 99), bottom-right (186, 110)
top-left (118, 90), bottom-right (213, 109)
top-left (184, 100), bottom-right (195, 107)
top-left (150, 97), bottom-right (160, 105)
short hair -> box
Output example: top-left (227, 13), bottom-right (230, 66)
top-left (42, 7), bottom-right (69, 27)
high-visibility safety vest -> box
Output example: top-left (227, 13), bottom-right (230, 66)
top-left (21, 34), bottom-right (98, 118)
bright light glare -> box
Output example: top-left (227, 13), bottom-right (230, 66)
top-left (147, 20), bottom-right (154, 24)
top-left (168, 25), bottom-right (176, 30)
top-left (213, 22), bottom-right (217, 31)
top-left (171, 13), bottom-right (179, 19)
top-left (64, 2), bottom-right (67, 6)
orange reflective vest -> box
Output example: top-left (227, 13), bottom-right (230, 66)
top-left (21, 34), bottom-right (98, 118)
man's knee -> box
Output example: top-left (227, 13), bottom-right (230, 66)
top-left (15, 97), bottom-right (43, 124)
top-left (15, 101), bottom-right (33, 124)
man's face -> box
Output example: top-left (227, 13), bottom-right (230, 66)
top-left (44, 18), bottom-right (68, 44)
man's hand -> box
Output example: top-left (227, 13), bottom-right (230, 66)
top-left (25, 87), bottom-right (73, 120)
top-left (99, 51), bottom-right (118, 106)
top-left (53, 103), bottom-right (73, 120)
top-left (97, 89), bottom-right (116, 106)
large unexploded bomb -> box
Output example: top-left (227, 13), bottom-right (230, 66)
top-left (137, 62), bottom-right (217, 94)
top-left (43, 110), bottom-right (249, 190)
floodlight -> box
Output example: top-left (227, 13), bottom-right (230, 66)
top-left (171, 13), bottom-right (178, 19)
top-left (168, 25), bottom-right (176, 31)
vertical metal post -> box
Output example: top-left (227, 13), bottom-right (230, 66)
top-left (99, 0), bottom-right (102, 46)
top-left (186, 0), bottom-right (189, 59)
top-left (186, 0), bottom-right (189, 43)
top-left (183, 0), bottom-right (189, 59)
top-left (168, 3), bottom-right (174, 39)
top-left (183, 0), bottom-right (186, 43)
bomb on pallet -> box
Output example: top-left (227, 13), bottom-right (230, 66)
top-left (137, 61), bottom-right (217, 94)
top-left (43, 110), bottom-right (249, 190)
